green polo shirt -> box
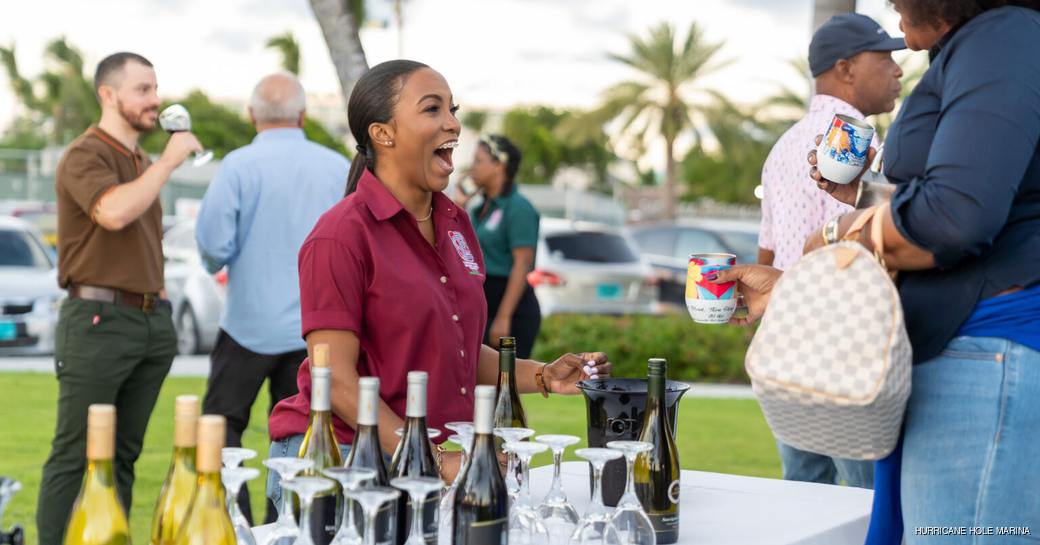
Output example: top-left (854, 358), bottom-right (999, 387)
top-left (469, 187), bottom-right (540, 277)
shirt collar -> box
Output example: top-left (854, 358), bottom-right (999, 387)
top-left (929, 21), bottom-right (967, 61)
top-left (88, 125), bottom-right (146, 160)
top-left (253, 127), bottom-right (306, 142)
top-left (358, 168), bottom-right (458, 222)
top-left (809, 94), bottom-right (866, 119)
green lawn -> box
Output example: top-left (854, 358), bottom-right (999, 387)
top-left (0, 371), bottom-right (780, 544)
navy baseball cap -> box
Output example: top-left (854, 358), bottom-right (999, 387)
top-left (809, 13), bottom-right (906, 77)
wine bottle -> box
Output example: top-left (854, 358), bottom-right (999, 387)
top-left (174, 415), bottom-right (236, 545)
top-left (635, 358), bottom-right (681, 544)
top-left (389, 371), bottom-right (440, 545)
top-left (452, 385), bottom-right (508, 545)
top-left (298, 344), bottom-right (344, 545)
top-left (62, 404), bottom-right (130, 545)
top-left (344, 377), bottom-right (396, 545)
top-left (492, 336), bottom-right (526, 447)
top-left (150, 395), bottom-right (199, 545)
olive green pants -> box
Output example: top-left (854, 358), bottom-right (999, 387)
top-left (37, 298), bottom-right (176, 545)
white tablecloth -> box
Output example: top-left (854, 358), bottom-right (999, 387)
top-left (255, 461), bottom-right (873, 545)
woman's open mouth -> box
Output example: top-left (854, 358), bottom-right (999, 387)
top-left (434, 139), bottom-right (458, 174)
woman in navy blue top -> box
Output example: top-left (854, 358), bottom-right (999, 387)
top-left (718, 1), bottom-right (1040, 542)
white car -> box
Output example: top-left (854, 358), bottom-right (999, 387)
top-left (163, 220), bottom-right (226, 355)
top-left (0, 216), bottom-right (64, 355)
top-left (529, 219), bottom-right (660, 316)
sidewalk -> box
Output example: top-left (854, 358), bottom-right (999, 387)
top-left (0, 355), bottom-right (756, 399)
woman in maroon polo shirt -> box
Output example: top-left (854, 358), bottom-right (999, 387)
top-left (265, 60), bottom-right (611, 506)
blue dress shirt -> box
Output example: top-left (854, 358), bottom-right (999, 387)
top-left (195, 128), bottom-right (349, 354)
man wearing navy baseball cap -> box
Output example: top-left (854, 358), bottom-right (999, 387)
top-left (757, 13), bottom-right (905, 489)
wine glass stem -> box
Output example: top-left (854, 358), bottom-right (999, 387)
top-left (342, 487), bottom-right (357, 535)
top-left (364, 509), bottom-right (379, 545)
top-left (625, 454), bottom-right (636, 498)
top-left (519, 457), bottom-right (532, 504)
top-left (590, 464), bottom-right (606, 514)
top-left (280, 480), bottom-right (295, 524)
top-left (550, 449), bottom-right (564, 496)
top-left (299, 497), bottom-right (314, 543)
top-left (410, 492), bottom-right (425, 542)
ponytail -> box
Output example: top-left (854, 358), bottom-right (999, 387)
top-left (345, 143), bottom-right (370, 197)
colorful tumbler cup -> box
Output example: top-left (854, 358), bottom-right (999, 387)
top-left (816, 114), bottom-right (874, 185)
top-left (686, 253), bottom-right (737, 324)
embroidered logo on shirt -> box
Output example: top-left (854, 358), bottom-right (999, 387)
top-left (448, 231), bottom-right (482, 275)
top-left (485, 209), bottom-right (504, 231)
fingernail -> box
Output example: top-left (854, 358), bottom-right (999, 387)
top-left (584, 365), bottom-right (594, 375)
top-left (705, 273), bottom-right (718, 281)
top-left (587, 360), bottom-right (596, 366)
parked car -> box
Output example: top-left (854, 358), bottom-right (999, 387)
top-left (0, 216), bottom-right (64, 355)
top-left (163, 220), bottom-right (225, 355)
top-left (528, 219), bottom-right (659, 316)
top-left (0, 201), bottom-right (59, 249)
top-left (628, 219), bottom-right (760, 307)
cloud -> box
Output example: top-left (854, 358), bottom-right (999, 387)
top-left (205, 28), bottom-right (264, 54)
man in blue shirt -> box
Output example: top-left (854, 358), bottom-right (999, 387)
top-left (195, 72), bottom-right (348, 523)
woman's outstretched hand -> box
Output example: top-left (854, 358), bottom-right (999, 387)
top-left (708, 265), bottom-right (783, 326)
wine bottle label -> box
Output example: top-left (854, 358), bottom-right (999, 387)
top-left (668, 480), bottom-right (680, 504)
top-left (309, 494), bottom-right (338, 545)
top-left (649, 513), bottom-right (680, 544)
top-left (465, 517), bottom-right (507, 545)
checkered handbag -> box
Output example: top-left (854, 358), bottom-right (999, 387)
top-left (745, 205), bottom-right (911, 460)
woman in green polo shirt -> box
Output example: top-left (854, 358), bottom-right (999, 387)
top-left (468, 134), bottom-right (542, 358)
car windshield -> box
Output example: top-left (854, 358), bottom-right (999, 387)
top-left (715, 230), bottom-right (760, 264)
top-left (545, 231), bottom-right (638, 263)
top-left (0, 228), bottom-right (52, 269)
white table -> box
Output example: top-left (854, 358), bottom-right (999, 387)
top-left (255, 461), bottom-right (872, 545)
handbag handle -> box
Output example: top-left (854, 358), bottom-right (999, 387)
top-left (841, 204), bottom-right (890, 270)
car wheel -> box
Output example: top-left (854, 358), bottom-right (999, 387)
top-left (176, 305), bottom-right (200, 355)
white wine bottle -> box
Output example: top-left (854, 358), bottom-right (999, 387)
top-left (492, 337), bottom-right (527, 442)
top-left (151, 395), bottom-right (199, 545)
top-left (298, 344), bottom-right (344, 545)
top-left (174, 415), bottom-right (236, 545)
top-left (635, 358), bottom-right (681, 544)
top-left (63, 404), bottom-right (130, 545)
top-left (452, 385), bottom-right (508, 545)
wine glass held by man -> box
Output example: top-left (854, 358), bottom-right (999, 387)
top-left (263, 59), bottom-right (612, 507)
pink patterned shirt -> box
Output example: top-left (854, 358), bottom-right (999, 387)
top-left (758, 94), bottom-right (879, 271)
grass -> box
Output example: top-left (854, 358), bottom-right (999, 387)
top-left (0, 372), bottom-right (780, 544)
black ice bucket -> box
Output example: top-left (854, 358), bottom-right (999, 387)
top-left (577, 378), bottom-right (690, 506)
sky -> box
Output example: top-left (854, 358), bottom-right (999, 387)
top-left (1, 0), bottom-right (912, 131)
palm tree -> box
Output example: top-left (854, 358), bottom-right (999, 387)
top-left (813, 0), bottom-right (857, 29)
top-left (0, 37), bottom-right (98, 145)
top-left (307, 0), bottom-right (369, 111)
top-left (597, 22), bottom-right (728, 219)
top-left (266, 31), bottom-right (301, 75)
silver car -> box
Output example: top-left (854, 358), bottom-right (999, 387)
top-left (163, 220), bottom-right (225, 355)
top-left (530, 219), bottom-right (660, 316)
top-left (0, 216), bottom-right (64, 355)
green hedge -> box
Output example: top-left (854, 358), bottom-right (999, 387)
top-left (531, 312), bottom-right (754, 383)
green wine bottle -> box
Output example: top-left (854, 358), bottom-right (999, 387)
top-left (635, 358), bottom-right (680, 544)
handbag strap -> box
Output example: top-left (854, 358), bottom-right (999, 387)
top-left (842, 205), bottom-right (878, 242)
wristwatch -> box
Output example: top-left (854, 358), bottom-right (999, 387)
top-left (823, 215), bottom-right (842, 245)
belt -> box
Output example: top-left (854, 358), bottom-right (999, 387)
top-left (69, 285), bottom-right (167, 312)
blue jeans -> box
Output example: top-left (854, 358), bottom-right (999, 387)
top-left (266, 434), bottom-right (353, 510)
top-left (902, 336), bottom-right (1040, 544)
top-left (777, 441), bottom-right (875, 489)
